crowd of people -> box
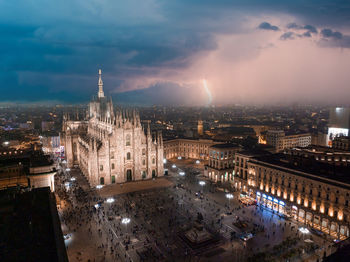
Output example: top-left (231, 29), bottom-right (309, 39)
top-left (54, 163), bottom-right (331, 262)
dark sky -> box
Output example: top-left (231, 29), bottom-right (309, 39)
top-left (1, 0), bottom-right (350, 105)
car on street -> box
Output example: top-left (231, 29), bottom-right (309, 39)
top-left (240, 232), bottom-right (253, 241)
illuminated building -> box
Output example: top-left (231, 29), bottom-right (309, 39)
top-left (163, 138), bottom-right (219, 160)
top-left (204, 143), bottom-right (240, 183)
top-left (327, 107), bottom-right (350, 147)
top-left (197, 120), bottom-right (203, 136)
top-left (266, 130), bottom-right (311, 152)
top-left (40, 132), bottom-right (60, 154)
top-left (0, 152), bottom-right (56, 191)
top-left (61, 70), bottom-right (164, 186)
top-left (332, 136), bottom-right (350, 151)
top-left (236, 151), bottom-right (350, 239)
top-left (285, 146), bottom-right (350, 167)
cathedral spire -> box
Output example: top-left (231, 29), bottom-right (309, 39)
top-left (98, 69), bottom-right (104, 98)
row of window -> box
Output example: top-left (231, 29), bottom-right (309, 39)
top-left (260, 182), bottom-right (349, 207)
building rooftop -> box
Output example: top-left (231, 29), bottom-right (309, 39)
top-left (237, 148), bottom-right (272, 157)
top-left (288, 145), bottom-right (350, 155)
top-left (251, 153), bottom-right (350, 189)
top-left (0, 187), bottom-right (68, 262)
top-left (210, 143), bottom-right (239, 149)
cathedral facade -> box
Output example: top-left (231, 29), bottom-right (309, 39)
top-left (61, 70), bottom-right (164, 186)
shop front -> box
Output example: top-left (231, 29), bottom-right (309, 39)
top-left (256, 191), bottom-right (287, 215)
top-left (239, 192), bottom-right (256, 205)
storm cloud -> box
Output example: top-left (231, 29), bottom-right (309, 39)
top-left (258, 22), bottom-right (279, 31)
top-left (0, 0), bottom-right (350, 104)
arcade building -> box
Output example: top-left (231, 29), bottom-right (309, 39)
top-left (233, 151), bottom-right (350, 240)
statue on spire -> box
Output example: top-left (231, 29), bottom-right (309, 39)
top-left (98, 69), bottom-right (104, 98)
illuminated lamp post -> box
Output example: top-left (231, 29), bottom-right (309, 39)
top-left (226, 193), bottom-right (234, 208)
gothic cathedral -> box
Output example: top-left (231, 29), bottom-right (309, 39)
top-left (61, 70), bottom-right (164, 186)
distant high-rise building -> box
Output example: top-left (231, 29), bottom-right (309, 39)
top-left (327, 107), bottom-right (350, 147)
top-left (197, 120), bottom-right (203, 136)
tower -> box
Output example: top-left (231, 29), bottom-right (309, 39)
top-left (198, 120), bottom-right (203, 136)
top-left (98, 69), bottom-right (104, 98)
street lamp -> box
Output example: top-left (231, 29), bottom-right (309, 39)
top-left (179, 171), bottom-right (185, 176)
top-left (226, 193), bottom-right (234, 208)
top-left (122, 217), bottom-right (131, 234)
top-left (163, 158), bottom-right (167, 164)
top-left (66, 168), bottom-right (71, 172)
top-left (299, 227), bottom-right (310, 234)
top-left (178, 156), bottom-right (182, 160)
top-left (199, 181), bottom-right (206, 186)
top-left (70, 177), bottom-right (76, 181)
top-left (106, 197), bottom-right (115, 203)
top-left (122, 217), bottom-right (131, 224)
top-left (64, 182), bottom-right (70, 191)
top-left (196, 160), bottom-right (200, 164)
top-left (96, 185), bottom-right (104, 189)
top-left (172, 164), bottom-right (177, 168)
top-left (299, 227), bottom-right (310, 252)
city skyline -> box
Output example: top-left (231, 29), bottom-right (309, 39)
top-left (1, 1), bottom-right (350, 105)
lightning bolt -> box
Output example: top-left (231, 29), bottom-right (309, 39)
top-left (202, 79), bottom-right (212, 107)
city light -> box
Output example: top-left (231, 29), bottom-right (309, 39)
top-left (70, 177), bottom-right (76, 181)
top-left (3, 141), bottom-right (9, 146)
top-left (96, 185), bottom-right (104, 189)
top-left (106, 198), bottom-right (114, 203)
top-left (299, 227), bottom-right (310, 234)
top-left (179, 171), bottom-right (185, 176)
top-left (94, 204), bottom-right (100, 209)
top-left (66, 168), bottom-right (71, 172)
top-left (226, 193), bottom-right (234, 199)
top-left (172, 164), bottom-right (176, 168)
top-left (199, 181), bottom-right (206, 186)
top-left (163, 158), bottom-right (167, 164)
top-left (196, 160), bottom-right (200, 164)
top-left (122, 218), bottom-right (131, 224)
top-left (178, 156), bottom-right (182, 160)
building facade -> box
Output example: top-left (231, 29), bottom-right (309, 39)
top-left (266, 130), bottom-right (311, 151)
top-left (61, 70), bottom-right (164, 186)
top-left (0, 152), bottom-right (57, 192)
top-left (163, 138), bottom-right (219, 160)
top-left (285, 146), bottom-right (350, 167)
top-left (233, 152), bottom-right (350, 239)
top-left (204, 143), bottom-right (240, 183)
top-left (197, 120), bottom-right (203, 136)
top-left (327, 107), bottom-right (350, 147)
top-left (332, 136), bottom-right (350, 151)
